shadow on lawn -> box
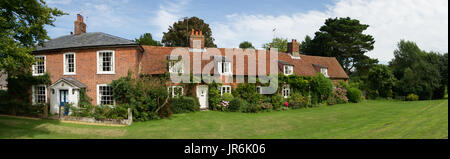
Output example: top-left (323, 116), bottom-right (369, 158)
top-left (0, 116), bottom-right (62, 139)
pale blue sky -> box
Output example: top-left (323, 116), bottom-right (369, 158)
top-left (45, 0), bottom-right (448, 63)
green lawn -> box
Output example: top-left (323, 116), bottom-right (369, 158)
top-left (0, 99), bottom-right (447, 139)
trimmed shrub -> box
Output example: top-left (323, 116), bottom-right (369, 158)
top-left (347, 87), bottom-right (362, 103)
top-left (288, 93), bottom-right (309, 109)
top-left (222, 93), bottom-right (234, 102)
top-left (170, 96), bottom-right (199, 114)
top-left (406, 93), bottom-right (419, 101)
top-left (241, 103), bottom-right (259, 113)
top-left (208, 83), bottom-right (221, 110)
top-left (228, 98), bottom-right (247, 112)
top-left (310, 73), bottom-right (333, 103)
top-left (233, 83), bottom-right (262, 104)
top-left (271, 94), bottom-right (284, 110)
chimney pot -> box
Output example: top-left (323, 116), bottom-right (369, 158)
top-left (199, 30), bottom-right (202, 36)
top-left (191, 28), bottom-right (194, 36)
top-left (74, 14), bottom-right (86, 35)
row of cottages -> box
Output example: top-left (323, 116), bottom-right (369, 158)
top-left (32, 14), bottom-right (348, 114)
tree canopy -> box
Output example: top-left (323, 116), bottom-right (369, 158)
top-left (135, 33), bottom-right (162, 46)
top-left (301, 17), bottom-right (376, 75)
top-left (239, 41), bottom-right (255, 49)
top-left (367, 64), bottom-right (396, 98)
top-left (389, 40), bottom-right (446, 100)
top-left (162, 16), bottom-right (216, 47)
top-left (0, 0), bottom-right (65, 78)
top-left (262, 37), bottom-right (288, 52)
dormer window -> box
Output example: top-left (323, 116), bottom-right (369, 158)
top-left (218, 61), bottom-right (232, 75)
top-left (168, 60), bottom-right (184, 74)
top-left (284, 65), bottom-right (293, 75)
top-left (321, 68), bottom-right (328, 77)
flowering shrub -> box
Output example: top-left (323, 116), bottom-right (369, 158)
top-left (218, 100), bottom-right (230, 111)
top-left (284, 101), bottom-right (289, 107)
top-left (332, 87), bottom-right (348, 104)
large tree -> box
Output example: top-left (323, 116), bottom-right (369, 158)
top-left (161, 16), bottom-right (216, 47)
top-left (0, 0), bottom-right (65, 78)
top-left (239, 41), bottom-right (255, 49)
top-left (301, 17), bottom-right (376, 75)
top-left (135, 33), bottom-right (162, 46)
top-left (389, 40), bottom-right (444, 100)
top-left (367, 64), bottom-right (396, 98)
top-left (262, 37), bottom-right (288, 53)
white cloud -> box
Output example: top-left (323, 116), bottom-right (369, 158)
top-left (212, 0), bottom-right (448, 62)
top-left (151, 0), bottom-right (190, 39)
top-left (46, 0), bottom-right (72, 5)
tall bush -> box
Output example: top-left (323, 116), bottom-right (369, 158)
top-left (347, 87), bottom-right (362, 103)
top-left (310, 73), bottom-right (333, 103)
top-left (111, 72), bottom-right (169, 121)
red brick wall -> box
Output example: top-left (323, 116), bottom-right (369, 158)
top-left (35, 46), bottom-right (142, 105)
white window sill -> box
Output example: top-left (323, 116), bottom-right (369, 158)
top-left (97, 72), bottom-right (115, 75)
top-left (219, 72), bottom-right (233, 76)
top-left (32, 73), bottom-right (45, 76)
top-left (64, 73), bottom-right (76, 75)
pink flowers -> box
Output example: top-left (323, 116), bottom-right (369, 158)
top-left (284, 101), bottom-right (289, 107)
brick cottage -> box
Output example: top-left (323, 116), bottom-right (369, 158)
top-left (32, 14), bottom-right (348, 114)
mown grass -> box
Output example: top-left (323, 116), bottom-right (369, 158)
top-left (0, 99), bottom-right (447, 139)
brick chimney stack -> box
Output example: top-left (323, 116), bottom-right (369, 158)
top-left (74, 14), bottom-right (86, 35)
top-left (189, 29), bottom-right (205, 50)
top-left (287, 39), bottom-right (300, 58)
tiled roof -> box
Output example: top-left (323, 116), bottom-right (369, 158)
top-left (141, 46), bottom-right (349, 79)
top-left (35, 32), bottom-right (138, 52)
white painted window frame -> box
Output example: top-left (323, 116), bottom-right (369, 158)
top-left (282, 85), bottom-right (291, 99)
top-left (284, 65), bottom-right (293, 75)
top-left (168, 60), bottom-right (184, 74)
top-left (256, 86), bottom-right (262, 94)
top-left (219, 85), bottom-right (232, 96)
top-left (63, 52), bottom-right (76, 75)
top-left (97, 84), bottom-right (115, 106)
top-left (321, 68), bottom-right (329, 77)
top-left (32, 84), bottom-right (47, 105)
top-left (218, 61), bottom-right (232, 75)
top-left (168, 86), bottom-right (184, 97)
top-left (97, 50), bottom-right (115, 74)
top-left (32, 55), bottom-right (46, 76)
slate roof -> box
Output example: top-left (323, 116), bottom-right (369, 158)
top-left (35, 32), bottom-right (138, 52)
top-left (50, 77), bottom-right (87, 88)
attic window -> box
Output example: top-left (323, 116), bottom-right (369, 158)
top-left (321, 68), bottom-right (329, 77)
top-left (218, 61), bottom-right (232, 75)
top-left (284, 65), bottom-right (293, 75)
top-left (168, 60), bottom-right (184, 74)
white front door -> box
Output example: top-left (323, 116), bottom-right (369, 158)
top-left (196, 85), bottom-right (208, 109)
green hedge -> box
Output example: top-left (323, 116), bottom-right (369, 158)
top-left (347, 87), bottom-right (362, 103)
top-left (170, 96), bottom-right (199, 114)
top-left (228, 98), bottom-right (247, 112)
